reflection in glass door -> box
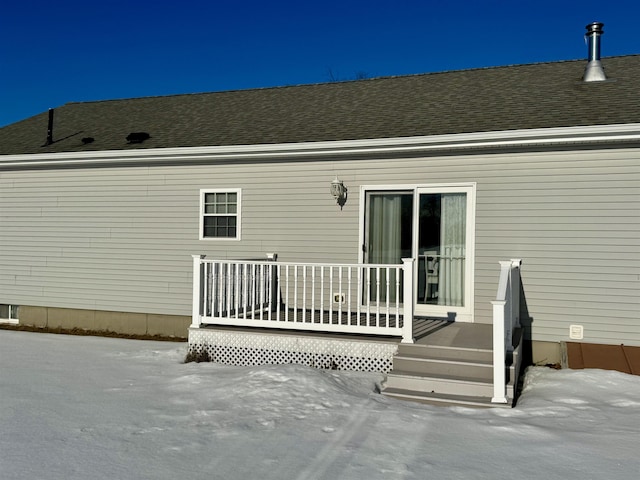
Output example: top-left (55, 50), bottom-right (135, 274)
top-left (417, 192), bottom-right (467, 308)
top-left (364, 191), bottom-right (413, 302)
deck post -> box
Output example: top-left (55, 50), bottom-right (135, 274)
top-left (191, 255), bottom-right (206, 328)
top-left (401, 258), bottom-right (415, 344)
top-left (498, 260), bottom-right (514, 354)
top-left (491, 299), bottom-right (508, 404)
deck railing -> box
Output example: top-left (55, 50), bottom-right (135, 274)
top-left (191, 255), bottom-right (415, 343)
top-left (491, 259), bottom-right (522, 404)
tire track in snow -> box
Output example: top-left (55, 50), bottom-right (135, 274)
top-left (293, 397), bottom-right (376, 480)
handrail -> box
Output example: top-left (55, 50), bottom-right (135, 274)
top-left (191, 255), bottom-right (415, 343)
top-left (491, 259), bottom-right (522, 404)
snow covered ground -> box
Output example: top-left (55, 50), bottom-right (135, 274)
top-left (1, 331), bottom-right (639, 480)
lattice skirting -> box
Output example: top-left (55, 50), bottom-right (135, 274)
top-left (188, 328), bottom-right (398, 373)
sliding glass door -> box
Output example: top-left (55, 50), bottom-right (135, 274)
top-left (363, 185), bottom-right (474, 320)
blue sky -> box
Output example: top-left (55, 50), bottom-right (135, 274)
top-left (1, 0), bottom-right (638, 127)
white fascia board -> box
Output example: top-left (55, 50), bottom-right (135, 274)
top-left (2, 123), bottom-right (640, 169)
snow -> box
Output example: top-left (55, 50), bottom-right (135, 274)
top-left (1, 331), bottom-right (639, 480)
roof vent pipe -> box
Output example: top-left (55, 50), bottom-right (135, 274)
top-left (45, 108), bottom-right (54, 145)
top-left (583, 22), bottom-right (606, 82)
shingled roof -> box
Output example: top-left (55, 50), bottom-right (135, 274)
top-left (1, 55), bottom-right (639, 155)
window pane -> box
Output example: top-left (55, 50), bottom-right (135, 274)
top-left (204, 193), bottom-right (215, 213)
top-left (366, 192), bottom-right (413, 264)
top-left (417, 192), bottom-right (466, 307)
top-left (364, 191), bottom-right (413, 303)
top-left (203, 213), bottom-right (237, 238)
top-left (203, 217), bottom-right (216, 237)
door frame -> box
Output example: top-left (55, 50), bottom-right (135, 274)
top-left (358, 182), bottom-right (476, 322)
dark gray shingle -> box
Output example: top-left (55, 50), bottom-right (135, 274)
top-left (1, 56), bottom-right (638, 155)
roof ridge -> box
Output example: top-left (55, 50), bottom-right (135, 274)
top-left (64, 54), bottom-right (640, 108)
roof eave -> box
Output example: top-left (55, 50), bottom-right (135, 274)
top-left (2, 123), bottom-right (640, 170)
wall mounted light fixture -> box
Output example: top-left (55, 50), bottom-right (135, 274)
top-left (330, 176), bottom-right (348, 209)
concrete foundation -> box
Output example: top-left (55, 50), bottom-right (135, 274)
top-left (17, 305), bottom-right (190, 339)
top-left (10, 306), bottom-right (576, 365)
top-left (531, 340), bottom-right (562, 366)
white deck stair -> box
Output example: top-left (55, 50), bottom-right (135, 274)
top-left (382, 323), bottom-right (520, 407)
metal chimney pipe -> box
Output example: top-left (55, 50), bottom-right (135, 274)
top-left (583, 22), bottom-right (606, 82)
top-left (45, 108), bottom-right (54, 145)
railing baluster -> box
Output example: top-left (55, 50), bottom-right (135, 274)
top-left (356, 266), bottom-right (362, 324)
top-left (365, 266), bottom-right (371, 325)
top-left (329, 265), bottom-right (333, 324)
top-left (217, 263), bottom-right (223, 317)
top-left (267, 265), bottom-right (274, 321)
top-left (302, 265), bottom-right (307, 324)
top-left (253, 263), bottom-right (258, 320)
top-left (347, 266), bottom-right (352, 325)
top-left (236, 264), bottom-right (245, 320)
top-left (232, 263), bottom-right (238, 319)
top-left (285, 265), bottom-right (290, 322)
top-left (276, 264), bottom-right (282, 321)
top-left (258, 264), bottom-right (264, 321)
top-left (311, 265), bottom-right (316, 324)
top-left (338, 266), bottom-right (343, 325)
top-left (293, 266), bottom-right (299, 322)
top-left (320, 266), bottom-right (325, 324)
top-left (228, 263), bottom-right (234, 318)
top-left (375, 267), bottom-right (381, 327)
top-left (395, 266), bottom-right (401, 325)
top-left (385, 266), bottom-right (390, 324)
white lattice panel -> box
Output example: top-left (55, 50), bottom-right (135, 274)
top-left (188, 328), bottom-right (398, 373)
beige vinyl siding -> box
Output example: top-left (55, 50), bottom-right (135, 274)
top-left (1, 146), bottom-right (639, 345)
top-left (472, 148), bottom-right (640, 346)
top-left (0, 163), bottom-right (360, 317)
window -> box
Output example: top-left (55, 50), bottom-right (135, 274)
top-left (0, 304), bottom-right (19, 324)
top-left (200, 189), bottom-right (241, 240)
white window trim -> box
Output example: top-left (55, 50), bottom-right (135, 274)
top-left (358, 182), bottom-right (476, 323)
top-left (199, 188), bottom-right (242, 241)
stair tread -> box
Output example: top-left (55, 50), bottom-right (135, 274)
top-left (400, 343), bottom-right (493, 353)
top-left (387, 369), bottom-right (494, 385)
top-left (382, 387), bottom-right (512, 408)
top-left (394, 353), bottom-right (493, 366)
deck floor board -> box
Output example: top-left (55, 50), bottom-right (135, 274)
top-left (199, 313), bottom-right (494, 349)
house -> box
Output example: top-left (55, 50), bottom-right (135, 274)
top-left (1, 23), bottom-right (638, 406)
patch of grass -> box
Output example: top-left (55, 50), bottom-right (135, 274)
top-left (184, 348), bottom-right (211, 363)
